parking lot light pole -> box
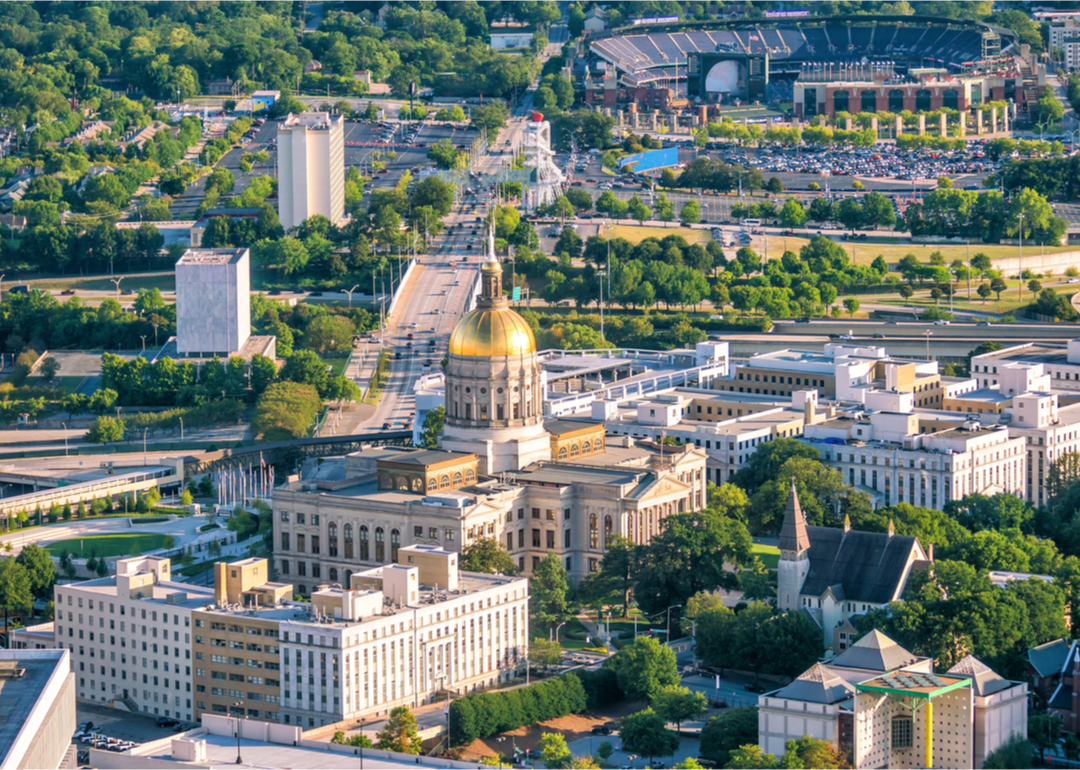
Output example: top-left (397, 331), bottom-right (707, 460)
top-left (924, 330), bottom-right (933, 361)
top-left (233, 701), bottom-right (243, 764)
top-left (1017, 212), bottom-right (1026, 304)
top-left (551, 620), bottom-right (567, 643)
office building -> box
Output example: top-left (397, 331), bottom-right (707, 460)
top-left (758, 631), bottom-right (1027, 769)
top-left (175, 248), bottom-right (251, 358)
top-left (192, 550), bottom-right (528, 729)
top-left (0, 649), bottom-right (77, 770)
top-left (277, 112), bottom-right (345, 230)
top-left (53, 556), bottom-right (216, 723)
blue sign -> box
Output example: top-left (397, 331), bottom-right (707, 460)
top-left (618, 146), bottom-right (679, 172)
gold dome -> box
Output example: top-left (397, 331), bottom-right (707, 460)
top-left (449, 306), bottom-right (536, 358)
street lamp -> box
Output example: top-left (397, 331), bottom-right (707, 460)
top-left (344, 284), bottom-right (360, 308)
top-left (1017, 212), bottom-right (1026, 304)
top-left (551, 620), bottom-right (567, 643)
top-left (666, 604), bottom-right (682, 640)
top-left (110, 277), bottom-right (124, 300)
top-left (232, 701), bottom-right (244, 764)
top-left (179, 416), bottom-right (184, 442)
top-left (923, 329), bottom-right (933, 361)
top-left (61, 422), bottom-right (68, 457)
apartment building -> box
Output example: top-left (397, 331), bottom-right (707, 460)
top-left (276, 112), bottom-right (344, 230)
top-left (805, 411), bottom-right (1027, 508)
top-left (191, 549), bottom-right (528, 729)
top-left (972, 340), bottom-right (1080, 393)
top-left (53, 556), bottom-right (215, 723)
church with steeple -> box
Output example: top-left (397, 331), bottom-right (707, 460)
top-left (777, 482), bottom-right (931, 650)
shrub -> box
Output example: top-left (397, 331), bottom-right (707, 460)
top-left (448, 673), bottom-right (593, 746)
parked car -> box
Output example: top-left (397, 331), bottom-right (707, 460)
top-left (156, 717), bottom-right (179, 728)
top-left (591, 725), bottom-right (612, 735)
top-left (744, 683), bottom-right (768, 694)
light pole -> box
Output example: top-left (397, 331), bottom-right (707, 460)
top-left (233, 701), bottom-right (243, 764)
top-left (344, 284), bottom-right (360, 308)
top-left (143, 428), bottom-right (148, 466)
top-left (179, 416), bottom-right (184, 442)
top-left (110, 277), bottom-right (123, 301)
top-left (61, 422), bottom-right (68, 457)
top-left (551, 620), bottom-right (567, 643)
top-left (666, 604), bottom-right (682, 640)
top-left (1017, 212), bottom-right (1026, 304)
top-left (923, 329), bottom-right (933, 361)
top-left (0, 274), bottom-right (5, 304)
top-left (140, 335), bottom-right (147, 352)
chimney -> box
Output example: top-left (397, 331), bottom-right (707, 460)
top-left (804, 398), bottom-right (816, 425)
top-left (927, 543), bottom-right (934, 562)
top-left (843, 514), bottom-right (851, 533)
top-left (887, 518), bottom-right (895, 538)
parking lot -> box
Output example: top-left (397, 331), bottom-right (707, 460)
top-left (73, 703), bottom-right (192, 763)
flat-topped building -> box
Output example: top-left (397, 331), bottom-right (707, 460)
top-left (0, 649), bottom-right (76, 770)
top-left (277, 112), bottom-right (344, 230)
top-left (175, 248), bottom-right (251, 358)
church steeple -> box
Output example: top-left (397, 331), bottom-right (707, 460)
top-left (779, 479), bottom-right (810, 554)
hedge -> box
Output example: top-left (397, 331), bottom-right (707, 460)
top-left (449, 673), bottom-right (588, 746)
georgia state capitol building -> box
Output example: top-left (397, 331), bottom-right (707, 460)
top-left (272, 251), bottom-right (708, 590)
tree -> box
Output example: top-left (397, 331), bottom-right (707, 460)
top-left (618, 708), bottom-right (680, 764)
top-left (420, 405), bottom-right (445, 449)
top-left (528, 638), bottom-right (564, 673)
top-left (652, 685), bottom-right (707, 733)
top-left (0, 559), bottom-right (33, 641)
top-left (766, 177), bottom-right (784, 194)
top-left (304, 315), bottom-right (355, 353)
top-left (726, 745), bottom-right (777, 769)
top-left (427, 137), bottom-right (461, 169)
top-left (461, 536), bottom-right (516, 575)
top-left (984, 736), bottom-right (1035, 769)
top-left (250, 354), bottom-right (278, 397)
top-left (700, 708), bottom-right (759, 766)
top-left (781, 736), bottom-right (845, 769)
top-left (1029, 279), bottom-right (1043, 294)
top-left (842, 297), bottom-right (860, 317)
top-left (990, 276), bottom-right (1008, 300)
top-left (779, 198), bottom-right (807, 228)
top-left (531, 553), bottom-right (570, 634)
top-left (680, 200), bottom-right (701, 225)
top-left (39, 357), bottom-right (60, 382)
top-left (15, 544), bottom-right (56, 601)
top-left (252, 382), bottom-right (323, 440)
top-left (977, 282), bottom-right (993, 303)
top-left (739, 557), bottom-right (774, 601)
top-left (612, 637), bottom-right (680, 703)
top-left (376, 706), bottom-right (421, 754)
top-left (540, 733), bottom-right (572, 769)
top-left (628, 195), bottom-right (652, 224)
top-left (85, 416), bottom-right (125, 446)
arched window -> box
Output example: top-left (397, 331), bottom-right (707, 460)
top-left (594, 438), bottom-right (604, 452)
top-left (391, 529), bottom-right (400, 561)
top-left (860, 90), bottom-right (877, 113)
top-left (344, 524), bottom-right (354, 559)
top-left (379, 474), bottom-right (391, 490)
top-left (558, 446), bottom-right (568, 460)
top-left (453, 471), bottom-right (463, 485)
top-left (888, 89), bottom-right (905, 113)
top-left (411, 477), bottom-right (423, 493)
top-left (589, 513), bottom-right (598, 549)
top-left (832, 90), bottom-right (849, 114)
top-left (465, 468), bottom-right (475, 482)
top-left (604, 515), bottom-right (613, 548)
top-left (329, 567), bottom-right (338, 583)
top-left (440, 474), bottom-right (451, 489)
top-left (915, 89), bottom-right (931, 112)
top-left (396, 476), bottom-right (409, 491)
top-left (328, 522), bottom-right (339, 558)
top-left (570, 443), bottom-right (580, 458)
top-left (359, 526), bottom-right (370, 561)
top-left (428, 477), bottom-right (438, 491)
top-left (581, 440), bottom-right (592, 455)
top-left (375, 527), bottom-right (385, 561)
top-left (942, 89), bottom-right (959, 111)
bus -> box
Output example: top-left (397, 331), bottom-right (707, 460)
top-left (741, 219), bottom-right (762, 228)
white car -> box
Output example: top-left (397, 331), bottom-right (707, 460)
top-left (934, 320), bottom-right (951, 326)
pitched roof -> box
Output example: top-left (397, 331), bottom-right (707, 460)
top-left (947, 655), bottom-right (1013, 696)
top-left (779, 481), bottom-right (810, 553)
top-left (1050, 683), bottom-right (1073, 710)
top-left (799, 525), bottom-right (921, 604)
top-left (773, 662), bottom-right (854, 704)
top-left (1027, 639), bottom-right (1072, 678)
top-left (830, 629), bottom-right (920, 672)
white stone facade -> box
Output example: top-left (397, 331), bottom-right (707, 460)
top-left (175, 248), bottom-right (251, 357)
top-left (277, 112), bottom-right (345, 230)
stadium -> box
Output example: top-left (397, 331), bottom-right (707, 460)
top-left (583, 15), bottom-right (1035, 119)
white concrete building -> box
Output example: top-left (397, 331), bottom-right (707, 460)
top-left (0, 649), bottom-right (77, 770)
top-left (175, 248), bottom-right (251, 358)
top-left (54, 556), bottom-right (215, 723)
top-left (971, 340), bottom-right (1080, 393)
top-left (805, 411), bottom-right (1027, 508)
top-left (277, 112), bottom-right (344, 231)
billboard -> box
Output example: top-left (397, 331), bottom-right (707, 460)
top-left (631, 16), bottom-right (680, 25)
top-left (618, 146), bottom-right (678, 172)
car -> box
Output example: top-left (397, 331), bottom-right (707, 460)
top-left (1069, 279), bottom-right (1080, 284)
top-left (308, 291), bottom-right (323, 297)
top-left (695, 758), bottom-right (719, 768)
top-left (978, 321), bottom-right (991, 327)
top-left (60, 289), bottom-right (76, 295)
top-left (590, 726), bottom-right (612, 735)
top-left (429, 339), bottom-right (437, 346)
top-left (268, 288), bottom-right (282, 296)
top-left (406, 341), bottom-right (413, 348)
top-left (424, 359), bottom-right (433, 366)
top-left (395, 352), bottom-right (402, 360)
top-left (744, 683), bottom-right (768, 694)
top-left (873, 333), bottom-right (885, 339)
top-left (156, 717), bottom-right (180, 728)
top-left (406, 332), bottom-right (414, 340)
top-left (382, 422), bottom-right (392, 429)
top-left (604, 721), bottom-right (620, 730)
top-left (122, 288), bottom-right (134, 295)
top-left (934, 319), bottom-right (951, 326)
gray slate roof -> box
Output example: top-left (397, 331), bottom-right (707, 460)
top-left (773, 662), bottom-right (854, 704)
top-left (947, 655), bottom-right (1013, 697)
top-left (800, 525), bottom-right (920, 605)
top-left (1027, 639), bottom-right (1071, 678)
top-left (830, 629), bottom-right (920, 672)
top-left (779, 481), bottom-right (810, 553)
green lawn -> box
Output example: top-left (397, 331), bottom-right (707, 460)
top-left (24, 376), bottom-right (84, 394)
top-left (752, 542), bottom-right (780, 571)
top-left (32, 274), bottom-right (176, 293)
top-left (44, 533), bottom-right (170, 558)
top-left (320, 355), bottom-right (349, 377)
